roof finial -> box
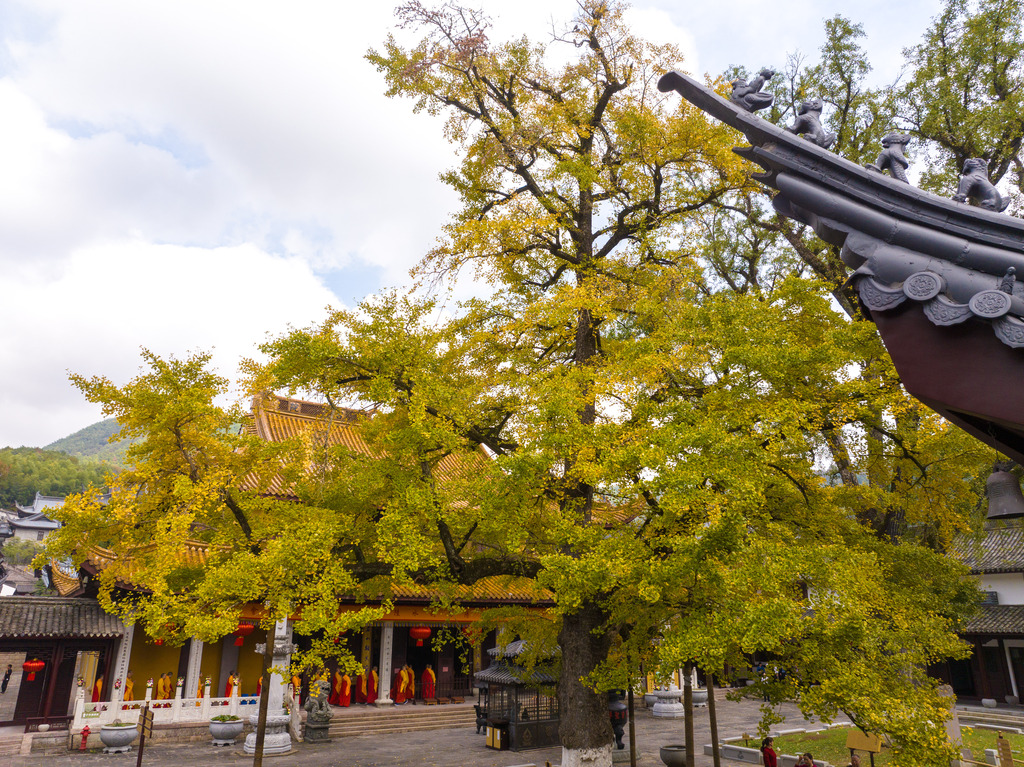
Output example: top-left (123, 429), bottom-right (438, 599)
top-left (999, 266), bottom-right (1016, 294)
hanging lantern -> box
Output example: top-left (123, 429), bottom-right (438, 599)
top-left (409, 626), bottom-right (431, 647)
top-left (23, 659), bottom-right (45, 681)
top-left (234, 622), bottom-right (255, 646)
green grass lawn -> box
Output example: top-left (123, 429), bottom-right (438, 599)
top-left (752, 727), bottom-right (1024, 766)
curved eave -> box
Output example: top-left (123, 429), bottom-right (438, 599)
top-left (657, 71), bottom-right (1024, 256)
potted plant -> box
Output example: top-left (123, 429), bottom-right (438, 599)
top-left (209, 713), bottom-right (244, 746)
top-left (99, 720), bottom-right (139, 753)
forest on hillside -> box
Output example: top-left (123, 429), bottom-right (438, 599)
top-left (0, 448), bottom-right (113, 508)
top-left (44, 418), bottom-right (130, 464)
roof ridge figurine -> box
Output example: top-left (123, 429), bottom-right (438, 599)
top-left (866, 132), bottom-right (911, 183)
top-left (729, 67), bottom-right (776, 113)
top-left (953, 158), bottom-right (1010, 212)
top-left (787, 98), bottom-right (836, 149)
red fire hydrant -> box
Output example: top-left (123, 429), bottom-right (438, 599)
top-left (79, 725), bottom-right (90, 751)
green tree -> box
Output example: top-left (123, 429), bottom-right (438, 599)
top-left (0, 447), bottom-right (112, 508)
top-left (258, 4), bottom-right (983, 765)
top-left (900, 0), bottom-right (1024, 198)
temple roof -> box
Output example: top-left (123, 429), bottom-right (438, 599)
top-left (951, 520), bottom-right (1024, 574)
top-left (963, 604), bottom-right (1024, 636)
top-left (246, 395), bottom-right (488, 499)
top-left (0, 596), bottom-right (125, 639)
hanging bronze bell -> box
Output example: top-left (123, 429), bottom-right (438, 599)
top-left (986, 464), bottom-right (1024, 520)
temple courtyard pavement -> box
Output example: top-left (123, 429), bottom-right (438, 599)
top-left (2, 695), bottom-right (850, 767)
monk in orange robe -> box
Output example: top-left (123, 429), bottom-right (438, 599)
top-left (123, 672), bottom-right (134, 702)
top-left (366, 666), bottom-right (378, 705)
top-left (156, 673), bottom-right (167, 700)
top-left (422, 664), bottom-right (436, 700)
top-left (91, 674), bottom-right (103, 702)
top-left (405, 665), bottom-right (416, 704)
top-left (330, 670), bottom-right (343, 706)
top-left (224, 671), bottom-right (236, 698)
top-left (339, 673), bottom-right (351, 707)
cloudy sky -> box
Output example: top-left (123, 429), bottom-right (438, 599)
top-left (0, 0), bottom-right (945, 448)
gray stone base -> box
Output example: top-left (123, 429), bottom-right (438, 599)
top-left (652, 700), bottom-right (686, 718)
top-left (303, 721), bottom-right (331, 743)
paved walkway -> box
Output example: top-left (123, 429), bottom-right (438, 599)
top-left (6, 695), bottom-right (843, 767)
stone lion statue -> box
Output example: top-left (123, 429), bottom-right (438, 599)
top-left (303, 679), bottom-right (332, 724)
top-left (786, 98), bottom-right (836, 149)
top-left (953, 157), bottom-right (1010, 212)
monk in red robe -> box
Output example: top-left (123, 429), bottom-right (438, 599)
top-left (224, 670), bottom-right (236, 698)
top-left (339, 673), bottom-right (351, 707)
top-left (354, 671), bottom-right (366, 704)
top-left (391, 667), bottom-right (406, 704)
top-left (91, 674), bottom-right (103, 702)
top-left (330, 670), bottom-right (343, 706)
top-left (366, 666), bottom-right (378, 705)
top-left (422, 664), bottom-right (436, 700)
top-left (256, 676), bottom-right (262, 697)
top-left (405, 665), bottom-right (415, 704)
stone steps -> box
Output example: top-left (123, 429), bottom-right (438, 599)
top-left (326, 705), bottom-right (477, 738)
top-left (0, 733), bottom-right (23, 757)
top-left (958, 707), bottom-right (1024, 733)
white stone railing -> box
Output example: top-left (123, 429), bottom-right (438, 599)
top-left (72, 681), bottom-right (261, 729)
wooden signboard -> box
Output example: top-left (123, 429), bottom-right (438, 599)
top-left (845, 731), bottom-right (883, 754)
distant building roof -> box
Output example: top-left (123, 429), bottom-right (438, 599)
top-left (10, 512), bottom-right (60, 531)
top-left (0, 596), bottom-right (125, 639)
top-left (952, 520), bottom-right (1024, 574)
top-left (1, 565), bottom-right (40, 595)
top-left (15, 492), bottom-right (66, 516)
top-left (964, 605), bottom-right (1024, 636)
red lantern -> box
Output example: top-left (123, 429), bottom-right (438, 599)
top-left (154, 639), bottom-right (164, 646)
top-left (409, 626), bottom-right (431, 647)
top-left (234, 622), bottom-right (255, 646)
top-left (23, 659), bottom-right (45, 681)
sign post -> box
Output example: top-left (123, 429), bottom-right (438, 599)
top-left (135, 705), bottom-right (154, 767)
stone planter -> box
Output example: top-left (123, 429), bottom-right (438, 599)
top-left (210, 717), bottom-right (244, 746)
top-left (644, 692), bottom-right (658, 708)
top-left (652, 688), bottom-right (685, 719)
top-left (100, 724), bottom-right (139, 753)
top-left (660, 744), bottom-right (687, 767)
top-left (691, 688), bottom-right (708, 707)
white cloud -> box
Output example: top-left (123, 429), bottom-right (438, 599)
top-left (0, 240), bottom-right (338, 446)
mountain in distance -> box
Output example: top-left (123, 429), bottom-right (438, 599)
top-left (44, 418), bottom-right (131, 464)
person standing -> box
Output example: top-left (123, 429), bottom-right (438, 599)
top-left (422, 664), bottom-right (436, 700)
top-left (366, 666), bottom-right (378, 705)
top-left (339, 672), bottom-right (351, 707)
top-left (123, 671), bottom-right (134, 701)
top-left (389, 666), bottom-right (403, 704)
top-left (91, 674), bottom-right (104, 703)
top-left (405, 665), bottom-right (415, 704)
top-left (1, 664), bottom-right (12, 693)
top-left (224, 670), bottom-right (236, 698)
top-left (330, 669), bottom-right (343, 706)
top-left (354, 670), bottom-right (366, 705)
top-left (761, 737), bottom-right (777, 767)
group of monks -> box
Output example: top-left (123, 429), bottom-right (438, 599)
top-left (326, 666), bottom-right (379, 706)
top-left (390, 663), bottom-right (436, 704)
top-left (314, 662), bottom-right (436, 708)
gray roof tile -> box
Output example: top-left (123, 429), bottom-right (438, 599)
top-left (0, 596), bottom-right (124, 639)
top-left (964, 605), bottom-right (1024, 636)
top-left (952, 522), bottom-right (1024, 573)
